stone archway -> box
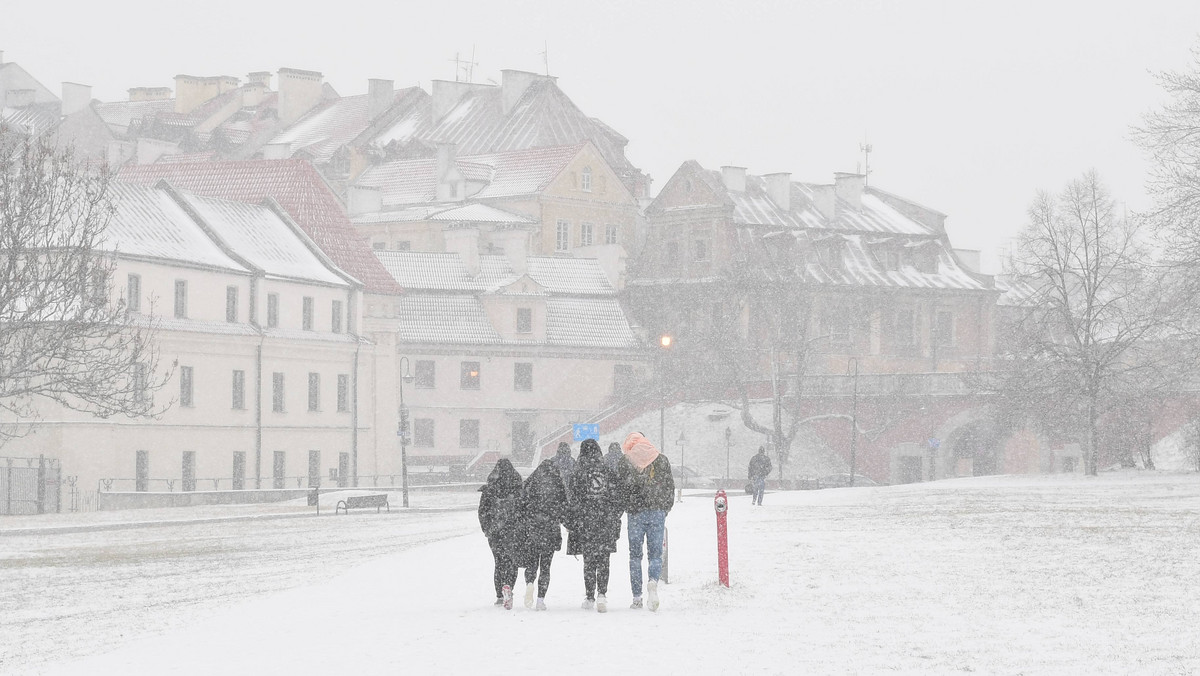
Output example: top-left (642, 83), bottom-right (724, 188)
top-left (944, 419), bottom-right (1004, 477)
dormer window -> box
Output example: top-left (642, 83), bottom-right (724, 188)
top-left (876, 248), bottom-right (901, 271)
top-left (516, 308), bottom-right (532, 334)
top-left (581, 166), bottom-right (592, 192)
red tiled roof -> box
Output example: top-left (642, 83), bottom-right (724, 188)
top-left (116, 159), bottom-right (403, 294)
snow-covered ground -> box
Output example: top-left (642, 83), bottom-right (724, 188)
top-left (8, 472), bottom-right (1200, 674)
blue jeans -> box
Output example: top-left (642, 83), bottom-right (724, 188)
top-left (627, 509), bottom-right (666, 597)
top-left (752, 477), bottom-right (766, 505)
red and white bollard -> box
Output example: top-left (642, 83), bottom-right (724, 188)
top-left (714, 489), bottom-right (730, 587)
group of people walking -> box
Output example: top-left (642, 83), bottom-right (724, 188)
top-left (478, 431), bottom-right (675, 613)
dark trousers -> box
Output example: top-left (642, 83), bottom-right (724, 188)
top-left (752, 477), bottom-right (766, 505)
top-left (583, 553), bottom-right (611, 600)
top-left (524, 550), bottom-right (554, 598)
top-left (490, 541), bottom-right (517, 598)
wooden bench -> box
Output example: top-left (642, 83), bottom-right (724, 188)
top-left (335, 494), bottom-right (390, 515)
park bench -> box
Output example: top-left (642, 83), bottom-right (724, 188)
top-left (335, 494), bottom-right (390, 515)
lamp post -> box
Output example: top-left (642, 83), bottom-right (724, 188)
top-left (724, 426), bottom-right (732, 484)
top-left (398, 356), bottom-right (413, 508)
top-left (847, 357), bottom-right (859, 487)
top-left (676, 429), bottom-right (687, 498)
top-left (658, 334), bottom-right (672, 451)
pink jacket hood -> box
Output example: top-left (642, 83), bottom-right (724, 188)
top-left (621, 432), bottom-right (660, 471)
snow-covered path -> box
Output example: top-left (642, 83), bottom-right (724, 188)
top-left (16, 472), bottom-right (1200, 675)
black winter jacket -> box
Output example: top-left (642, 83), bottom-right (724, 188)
top-left (618, 453), bottom-right (675, 514)
top-left (517, 459), bottom-right (567, 565)
top-left (566, 440), bottom-right (622, 556)
top-left (478, 459), bottom-right (525, 556)
top-left (749, 452), bottom-right (773, 481)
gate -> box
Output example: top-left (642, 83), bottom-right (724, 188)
top-left (0, 455), bottom-right (62, 515)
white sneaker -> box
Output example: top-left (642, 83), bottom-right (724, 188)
top-left (630, 596), bottom-right (643, 609)
top-left (581, 598), bottom-right (594, 610)
top-left (647, 580), bottom-right (660, 612)
top-left (535, 598), bottom-right (547, 611)
top-left (596, 594), bottom-right (607, 613)
top-left (502, 584), bottom-right (513, 610)
top-left (524, 582), bottom-right (536, 609)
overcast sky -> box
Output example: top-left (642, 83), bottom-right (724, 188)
top-left (5, 1), bottom-right (1199, 271)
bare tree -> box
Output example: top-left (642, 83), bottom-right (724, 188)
top-left (0, 130), bottom-right (166, 445)
top-left (1003, 172), bottom-right (1176, 475)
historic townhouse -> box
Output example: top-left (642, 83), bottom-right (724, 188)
top-left (374, 231), bottom-right (646, 471)
top-left (4, 181), bottom-right (380, 507)
top-left (633, 162), bottom-right (999, 376)
top-left (348, 142), bottom-right (638, 286)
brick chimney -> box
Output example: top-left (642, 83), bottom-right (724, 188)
top-left (720, 166), bottom-right (746, 192)
top-left (247, 71), bottom-right (272, 88)
top-left (501, 70), bottom-right (554, 115)
top-left (277, 67), bottom-right (324, 126)
top-left (431, 79), bottom-right (490, 124)
top-left (764, 172), bottom-right (791, 211)
top-left (834, 172), bottom-right (865, 209)
top-left (346, 185), bottom-right (382, 216)
top-left (444, 226), bottom-right (481, 276)
top-left (129, 87), bottom-right (172, 102)
top-left (173, 75), bottom-right (238, 114)
top-left (492, 229), bottom-right (529, 277)
top-left (435, 144), bottom-right (464, 202)
top-left (368, 78), bottom-right (393, 121)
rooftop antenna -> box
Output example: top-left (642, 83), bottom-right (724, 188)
top-left (448, 51), bottom-right (478, 83)
top-left (860, 140), bottom-right (874, 187)
top-left (540, 41), bottom-right (550, 76)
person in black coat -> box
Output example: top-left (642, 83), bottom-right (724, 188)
top-left (519, 458), bottom-right (567, 610)
top-left (566, 438), bottom-right (623, 612)
top-left (603, 441), bottom-right (624, 472)
top-left (748, 446), bottom-right (773, 506)
top-left (478, 459), bottom-right (524, 609)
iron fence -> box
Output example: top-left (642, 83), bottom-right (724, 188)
top-left (0, 455), bottom-right (62, 515)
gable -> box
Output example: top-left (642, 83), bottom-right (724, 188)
top-left (648, 161), bottom-right (729, 214)
top-left (543, 143), bottom-right (636, 206)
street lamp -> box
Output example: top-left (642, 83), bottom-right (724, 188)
top-left (658, 334), bottom-right (672, 451)
top-left (676, 429), bottom-right (687, 497)
top-left (724, 426), bottom-right (732, 484)
top-left (847, 357), bottom-right (859, 487)
top-left (398, 356), bottom-right (413, 508)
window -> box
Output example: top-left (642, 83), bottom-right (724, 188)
top-left (460, 419), bottom-right (480, 448)
top-left (337, 374), bottom-right (349, 412)
top-left (936, 310), bottom-right (956, 348)
top-left (516, 308), bottom-right (532, 334)
top-left (894, 309), bottom-right (916, 347)
top-left (174, 280), bottom-right (187, 319)
top-left (307, 450), bottom-right (321, 488)
top-left (308, 372), bottom-right (320, 411)
top-left (90, 269), bottom-right (108, 306)
top-left (135, 450), bottom-right (149, 492)
top-left (605, 224), bottom-right (618, 245)
top-left (581, 166), bottom-right (592, 192)
top-left (272, 372), bottom-right (285, 412)
top-left (824, 310), bottom-right (852, 346)
top-left (302, 296), bottom-right (314, 331)
top-left (912, 249), bottom-right (938, 274)
top-left (878, 248), bottom-right (902, 272)
top-left (273, 451), bottom-right (286, 489)
top-left (226, 286), bottom-right (238, 322)
top-left (133, 364), bottom-right (148, 404)
top-left (126, 274), bottom-right (141, 313)
top-left (180, 366), bottom-right (194, 407)
top-left (182, 451), bottom-right (196, 492)
top-left (415, 360), bottom-right (436, 389)
top-left (232, 370), bottom-right (245, 410)
top-left (232, 451), bottom-right (246, 491)
top-left (393, 241), bottom-right (411, 251)
top-left (414, 418), bottom-right (434, 447)
top-left (267, 293), bottom-right (279, 328)
top-left (580, 222), bottom-right (594, 247)
top-left (512, 420), bottom-right (534, 456)
top-left (331, 300), bottom-right (343, 334)
top-left (372, 241), bottom-right (386, 251)
top-left (693, 239), bottom-right (709, 262)
top-left (461, 361), bottom-right (480, 389)
top-left (556, 220), bottom-right (570, 252)
top-left (514, 362), bottom-right (533, 391)
top-left (666, 239), bottom-right (680, 264)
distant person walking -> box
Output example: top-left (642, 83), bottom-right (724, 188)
top-left (749, 446), bottom-right (772, 506)
top-left (478, 459), bottom-right (525, 609)
top-left (618, 431), bottom-right (674, 611)
top-left (553, 441), bottom-right (575, 490)
top-left (566, 439), bottom-right (623, 613)
top-left (519, 458), bottom-right (568, 610)
top-left (603, 441), bottom-right (624, 472)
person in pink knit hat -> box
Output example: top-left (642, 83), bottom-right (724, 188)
top-left (616, 431), bottom-right (674, 611)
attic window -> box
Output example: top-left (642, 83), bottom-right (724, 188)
top-left (876, 248), bottom-right (901, 271)
top-left (581, 167), bottom-right (592, 192)
top-left (913, 250), bottom-right (938, 274)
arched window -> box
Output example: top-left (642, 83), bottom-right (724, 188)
top-left (581, 166), bottom-right (592, 192)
